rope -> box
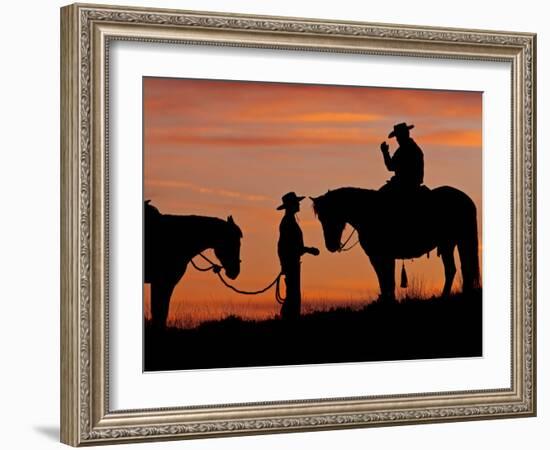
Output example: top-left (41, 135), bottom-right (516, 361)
top-left (275, 276), bottom-right (285, 304)
top-left (190, 252), bottom-right (285, 303)
top-left (197, 252), bottom-right (220, 267)
top-left (189, 258), bottom-right (221, 273)
top-left (338, 228), bottom-right (360, 252)
top-left (215, 270), bottom-right (283, 296)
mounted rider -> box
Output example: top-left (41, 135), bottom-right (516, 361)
top-left (377, 123), bottom-right (430, 266)
top-left (379, 122), bottom-right (425, 195)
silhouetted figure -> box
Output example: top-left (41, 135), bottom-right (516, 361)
top-left (379, 122), bottom-right (424, 194)
top-left (312, 187), bottom-right (480, 302)
top-left (144, 201), bottom-right (243, 329)
top-left (277, 192), bottom-right (320, 320)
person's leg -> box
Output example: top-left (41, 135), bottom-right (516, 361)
top-left (281, 260), bottom-right (301, 320)
top-left (285, 261), bottom-right (301, 319)
top-left (280, 274), bottom-right (289, 319)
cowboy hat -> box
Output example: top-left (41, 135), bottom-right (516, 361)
top-left (388, 122), bottom-right (415, 138)
top-left (276, 192), bottom-right (305, 210)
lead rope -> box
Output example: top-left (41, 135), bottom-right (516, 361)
top-left (191, 253), bottom-right (286, 303)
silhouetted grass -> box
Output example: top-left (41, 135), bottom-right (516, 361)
top-left (144, 289), bottom-right (482, 371)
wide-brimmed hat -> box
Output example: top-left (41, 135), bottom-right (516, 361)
top-left (276, 192), bottom-right (305, 210)
top-left (388, 122), bottom-right (415, 138)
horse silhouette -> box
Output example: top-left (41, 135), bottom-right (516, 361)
top-left (144, 201), bottom-right (243, 328)
top-left (311, 187), bottom-right (480, 301)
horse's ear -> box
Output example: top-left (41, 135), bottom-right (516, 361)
top-left (227, 215), bottom-right (235, 224)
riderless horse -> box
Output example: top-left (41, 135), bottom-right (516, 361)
top-left (144, 201), bottom-right (243, 328)
top-left (311, 187), bottom-right (480, 302)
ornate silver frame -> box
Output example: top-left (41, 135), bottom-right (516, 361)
top-left (60, 3), bottom-right (536, 446)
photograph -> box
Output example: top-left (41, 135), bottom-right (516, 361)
top-left (143, 77), bottom-right (483, 371)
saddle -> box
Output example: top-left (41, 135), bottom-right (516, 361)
top-left (376, 182), bottom-right (432, 251)
top-left (379, 180), bottom-right (430, 207)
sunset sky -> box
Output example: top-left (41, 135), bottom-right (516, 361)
top-left (143, 77), bottom-right (482, 326)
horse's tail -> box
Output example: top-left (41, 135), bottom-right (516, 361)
top-left (457, 199), bottom-right (481, 291)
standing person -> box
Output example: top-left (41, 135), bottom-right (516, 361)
top-left (276, 192), bottom-right (320, 320)
top-left (379, 122), bottom-right (424, 193)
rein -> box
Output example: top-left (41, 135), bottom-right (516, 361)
top-left (190, 253), bottom-right (222, 273)
top-left (191, 252), bottom-right (286, 304)
top-left (338, 228), bottom-right (360, 252)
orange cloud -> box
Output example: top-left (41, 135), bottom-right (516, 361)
top-left (289, 112), bottom-right (383, 123)
top-left (146, 128), bottom-right (379, 148)
top-left (419, 130), bottom-right (482, 148)
top-left (147, 179), bottom-right (271, 203)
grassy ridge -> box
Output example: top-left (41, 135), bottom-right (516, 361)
top-left (144, 289), bottom-right (482, 371)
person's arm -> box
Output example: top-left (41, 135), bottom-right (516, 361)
top-left (380, 141), bottom-right (395, 171)
top-left (296, 226), bottom-right (319, 256)
top-left (303, 246), bottom-right (320, 256)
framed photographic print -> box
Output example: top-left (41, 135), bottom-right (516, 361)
top-left (60, 3), bottom-right (536, 446)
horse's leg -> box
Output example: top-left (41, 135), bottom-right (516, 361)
top-left (440, 244), bottom-right (456, 297)
top-left (150, 280), bottom-right (176, 329)
top-left (369, 255), bottom-right (396, 302)
top-left (384, 258), bottom-right (396, 301)
top-left (457, 237), bottom-right (480, 293)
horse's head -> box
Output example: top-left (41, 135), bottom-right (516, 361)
top-left (214, 216), bottom-right (243, 280)
top-left (311, 191), bottom-right (347, 253)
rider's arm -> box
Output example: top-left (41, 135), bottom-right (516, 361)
top-left (380, 142), bottom-right (395, 172)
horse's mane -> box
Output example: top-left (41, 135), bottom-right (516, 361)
top-left (312, 187), bottom-right (375, 216)
top-left (145, 201), bottom-right (243, 237)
